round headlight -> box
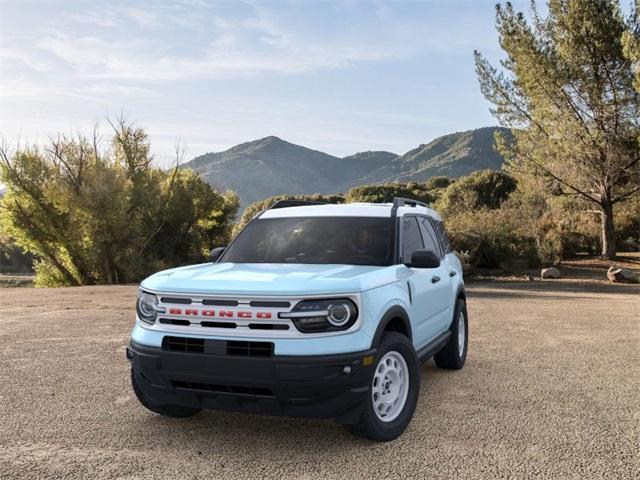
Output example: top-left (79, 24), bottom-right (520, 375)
top-left (136, 291), bottom-right (159, 324)
top-left (280, 298), bottom-right (358, 333)
top-left (327, 303), bottom-right (351, 326)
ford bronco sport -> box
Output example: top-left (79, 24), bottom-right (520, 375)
top-left (127, 198), bottom-right (468, 441)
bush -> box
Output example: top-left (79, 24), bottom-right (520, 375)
top-left (0, 233), bottom-right (33, 273)
top-left (616, 195), bottom-right (640, 251)
top-left (436, 170), bottom-right (516, 216)
top-left (346, 182), bottom-right (436, 204)
top-left (445, 209), bottom-right (538, 270)
top-left (0, 121), bottom-right (239, 286)
top-left (425, 176), bottom-right (451, 190)
top-left (232, 194), bottom-right (344, 237)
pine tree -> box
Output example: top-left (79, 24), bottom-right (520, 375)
top-left (475, 0), bottom-right (640, 258)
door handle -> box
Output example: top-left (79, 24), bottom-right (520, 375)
top-left (431, 275), bottom-right (441, 283)
top-left (449, 270), bottom-right (457, 277)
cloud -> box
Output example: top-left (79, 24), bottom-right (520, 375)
top-left (0, 0), bottom-right (499, 161)
top-left (13, 6), bottom-right (402, 83)
top-left (123, 7), bottom-right (159, 28)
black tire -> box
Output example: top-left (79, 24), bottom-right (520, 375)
top-left (345, 332), bottom-right (419, 442)
top-left (131, 368), bottom-right (201, 418)
top-left (434, 298), bottom-right (468, 370)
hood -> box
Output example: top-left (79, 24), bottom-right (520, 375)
top-left (140, 262), bottom-right (404, 296)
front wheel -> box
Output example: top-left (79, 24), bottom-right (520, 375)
top-left (345, 332), bottom-right (419, 442)
top-left (434, 298), bottom-right (468, 370)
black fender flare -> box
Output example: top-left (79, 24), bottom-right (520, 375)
top-left (447, 283), bottom-right (467, 330)
top-left (456, 283), bottom-right (466, 301)
top-left (370, 305), bottom-right (412, 348)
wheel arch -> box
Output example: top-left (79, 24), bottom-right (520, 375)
top-left (456, 284), bottom-right (466, 302)
top-left (448, 284), bottom-right (467, 330)
top-left (371, 305), bottom-right (413, 348)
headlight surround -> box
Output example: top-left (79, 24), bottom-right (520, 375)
top-left (136, 291), bottom-right (162, 324)
top-left (280, 298), bottom-right (358, 333)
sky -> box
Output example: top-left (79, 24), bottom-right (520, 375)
top-left (0, 0), bottom-right (528, 166)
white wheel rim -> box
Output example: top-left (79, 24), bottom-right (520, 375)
top-left (371, 351), bottom-right (409, 422)
top-left (458, 311), bottom-right (465, 358)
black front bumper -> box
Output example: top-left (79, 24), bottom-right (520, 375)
top-left (127, 340), bottom-right (376, 424)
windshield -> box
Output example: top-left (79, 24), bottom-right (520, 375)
top-left (221, 216), bottom-right (395, 266)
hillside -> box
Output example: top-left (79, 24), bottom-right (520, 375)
top-left (185, 136), bottom-right (347, 206)
top-left (183, 127), bottom-right (509, 206)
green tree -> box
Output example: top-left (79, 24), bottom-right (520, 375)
top-left (0, 231), bottom-right (33, 273)
top-left (0, 121), bottom-right (238, 286)
top-left (232, 194), bottom-right (343, 237)
top-left (345, 182), bottom-right (436, 204)
top-left (425, 176), bottom-right (451, 190)
top-left (436, 170), bottom-right (516, 215)
top-left (623, 1), bottom-right (640, 92)
top-left (475, 0), bottom-right (640, 258)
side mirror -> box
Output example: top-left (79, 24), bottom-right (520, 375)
top-left (408, 249), bottom-right (440, 269)
top-left (209, 246), bottom-right (226, 262)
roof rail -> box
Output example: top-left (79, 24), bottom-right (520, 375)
top-left (392, 197), bottom-right (428, 208)
top-left (270, 199), bottom-right (327, 209)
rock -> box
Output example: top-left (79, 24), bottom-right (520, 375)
top-left (541, 267), bottom-right (561, 279)
top-left (607, 267), bottom-right (638, 283)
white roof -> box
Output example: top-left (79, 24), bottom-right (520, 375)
top-left (259, 202), bottom-right (442, 221)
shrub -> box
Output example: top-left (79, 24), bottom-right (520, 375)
top-left (232, 193), bottom-right (344, 237)
top-left (436, 170), bottom-right (516, 216)
top-left (425, 176), bottom-right (451, 190)
top-left (0, 121), bottom-right (238, 286)
top-left (0, 233), bottom-right (33, 273)
top-left (345, 182), bottom-right (436, 204)
top-left (445, 208), bottom-right (538, 270)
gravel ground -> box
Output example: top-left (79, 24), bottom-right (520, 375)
top-left (0, 281), bottom-right (638, 479)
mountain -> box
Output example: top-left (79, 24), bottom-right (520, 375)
top-left (185, 136), bottom-right (346, 206)
top-left (356, 126), bottom-right (511, 184)
top-left (183, 127), bottom-right (509, 206)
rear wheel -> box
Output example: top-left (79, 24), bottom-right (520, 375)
top-left (345, 332), bottom-right (419, 441)
top-left (434, 298), bottom-right (468, 370)
top-left (131, 369), bottom-right (201, 418)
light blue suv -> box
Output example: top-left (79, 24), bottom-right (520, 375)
top-left (127, 198), bottom-right (468, 441)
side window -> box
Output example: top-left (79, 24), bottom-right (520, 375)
top-left (402, 217), bottom-right (424, 263)
top-left (418, 217), bottom-right (442, 257)
top-left (433, 219), bottom-right (452, 254)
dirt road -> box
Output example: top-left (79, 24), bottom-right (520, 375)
top-left (1, 281), bottom-right (638, 479)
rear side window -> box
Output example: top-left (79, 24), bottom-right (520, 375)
top-left (432, 219), bottom-right (452, 253)
top-left (401, 217), bottom-right (424, 263)
top-left (418, 217), bottom-right (442, 257)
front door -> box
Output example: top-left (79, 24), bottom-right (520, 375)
top-left (400, 216), bottom-right (450, 348)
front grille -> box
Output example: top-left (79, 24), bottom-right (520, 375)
top-left (151, 294), bottom-right (358, 338)
top-left (160, 318), bottom-right (191, 326)
top-left (202, 299), bottom-right (239, 306)
top-left (171, 380), bottom-right (274, 397)
top-left (201, 321), bottom-right (237, 329)
top-left (162, 336), bottom-right (204, 353)
top-left (249, 300), bottom-right (291, 308)
top-left (227, 341), bottom-right (273, 357)
top-left (160, 297), bottom-right (192, 304)
top-left (248, 323), bottom-right (289, 331)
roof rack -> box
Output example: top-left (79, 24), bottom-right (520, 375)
top-left (270, 199), bottom-right (327, 209)
top-left (392, 197), bottom-right (428, 208)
